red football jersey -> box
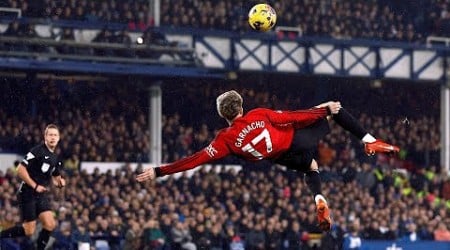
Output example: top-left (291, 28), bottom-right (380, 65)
top-left (156, 107), bottom-right (329, 177)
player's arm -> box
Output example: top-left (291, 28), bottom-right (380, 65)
top-left (52, 175), bottom-right (65, 188)
top-left (16, 163), bottom-right (47, 193)
top-left (266, 102), bottom-right (341, 126)
top-left (136, 137), bottom-right (230, 182)
top-left (315, 101), bottom-right (342, 111)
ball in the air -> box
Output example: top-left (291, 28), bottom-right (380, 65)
top-left (248, 3), bottom-right (277, 32)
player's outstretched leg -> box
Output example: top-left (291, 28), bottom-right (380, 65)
top-left (332, 108), bottom-right (399, 155)
top-left (305, 160), bottom-right (332, 231)
top-left (364, 140), bottom-right (400, 156)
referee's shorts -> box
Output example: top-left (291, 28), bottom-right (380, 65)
top-left (18, 186), bottom-right (52, 222)
top-left (274, 118), bottom-right (330, 172)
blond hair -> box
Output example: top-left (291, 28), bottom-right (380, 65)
top-left (216, 90), bottom-right (243, 121)
top-left (44, 124), bottom-right (59, 135)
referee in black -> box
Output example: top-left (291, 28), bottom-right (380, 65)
top-left (0, 124), bottom-right (66, 250)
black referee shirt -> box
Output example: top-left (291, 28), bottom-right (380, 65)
top-left (20, 143), bottom-right (62, 189)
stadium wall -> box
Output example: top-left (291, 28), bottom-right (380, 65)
top-left (80, 162), bottom-right (242, 178)
top-left (362, 240), bottom-right (450, 250)
top-left (0, 153), bottom-right (20, 172)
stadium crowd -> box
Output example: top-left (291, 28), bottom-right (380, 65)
top-left (0, 78), bottom-right (448, 249)
top-left (2, 0), bottom-right (450, 41)
top-left (0, 154), bottom-right (449, 249)
top-left (0, 78), bottom-right (441, 167)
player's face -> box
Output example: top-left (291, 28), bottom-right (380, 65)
top-left (45, 128), bottom-right (60, 149)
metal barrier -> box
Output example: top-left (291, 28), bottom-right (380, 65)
top-left (0, 36), bottom-right (198, 66)
top-left (362, 240), bottom-right (450, 250)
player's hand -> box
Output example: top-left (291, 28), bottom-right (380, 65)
top-left (136, 167), bottom-right (156, 182)
top-left (315, 101), bottom-right (342, 114)
top-left (53, 178), bottom-right (66, 188)
top-left (57, 178), bottom-right (66, 188)
top-left (326, 101), bottom-right (342, 114)
top-left (35, 185), bottom-right (47, 193)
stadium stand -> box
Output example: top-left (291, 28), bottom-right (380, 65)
top-left (0, 156), bottom-right (449, 249)
top-left (1, 0), bottom-right (450, 41)
top-left (0, 77), bottom-right (447, 249)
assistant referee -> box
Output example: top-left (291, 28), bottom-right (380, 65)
top-left (0, 124), bottom-right (66, 250)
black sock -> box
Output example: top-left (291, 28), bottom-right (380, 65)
top-left (305, 170), bottom-right (322, 197)
top-left (333, 108), bottom-right (367, 140)
top-left (0, 225), bottom-right (25, 238)
top-left (36, 229), bottom-right (52, 250)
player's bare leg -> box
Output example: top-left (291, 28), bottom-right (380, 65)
top-left (37, 211), bottom-right (56, 250)
top-left (22, 220), bottom-right (37, 236)
top-left (306, 159), bottom-right (332, 231)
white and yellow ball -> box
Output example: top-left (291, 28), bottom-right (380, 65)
top-left (248, 3), bottom-right (277, 32)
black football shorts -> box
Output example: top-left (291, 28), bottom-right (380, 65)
top-left (275, 118), bottom-right (330, 172)
top-left (18, 192), bottom-right (52, 222)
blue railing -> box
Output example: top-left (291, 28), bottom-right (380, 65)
top-left (0, 18), bottom-right (448, 81)
top-left (361, 240), bottom-right (450, 250)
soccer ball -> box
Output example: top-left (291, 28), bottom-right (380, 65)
top-left (248, 3), bottom-right (277, 32)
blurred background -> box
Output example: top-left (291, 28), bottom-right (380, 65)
top-left (0, 0), bottom-right (449, 249)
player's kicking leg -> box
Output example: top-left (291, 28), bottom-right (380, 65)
top-left (331, 107), bottom-right (400, 155)
top-left (315, 101), bottom-right (399, 155)
top-left (364, 139), bottom-right (400, 155)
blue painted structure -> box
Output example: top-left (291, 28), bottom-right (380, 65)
top-left (0, 19), bottom-right (447, 82)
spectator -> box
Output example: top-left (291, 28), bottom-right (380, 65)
top-left (53, 221), bottom-right (76, 250)
top-left (171, 220), bottom-right (197, 250)
top-left (209, 223), bottom-right (226, 250)
top-left (56, 28), bottom-right (76, 54)
top-left (384, 222), bottom-right (399, 240)
top-left (265, 221), bottom-right (282, 250)
top-left (191, 223), bottom-right (211, 249)
top-left (128, 11), bottom-right (152, 31)
top-left (112, 29), bottom-right (134, 57)
top-left (2, 20), bottom-right (28, 51)
top-left (434, 222), bottom-right (450, 241)
top-left (401, 222), bottom-right (420, 242)
top-left (342, 220), bottom-right (363, 250)
top-left (64, 154), bottom-right (80, 176)
top-left (3, 20), bottom-right (25, 37)
top-left (441, 176), bottom-right (450, 201)
top-left (91, 28), bottom-right (114, 56)
top-left (73, 222), bottom-right (91, 250)
top-left (229, 235), bottom-right (245, 250)
top-left (418, 222), bottom-right (436, 241)
top-left (123, 220), bottom-right (141, 250)
top-left (283, 221), bottom-right (303, 250)
top-left (362, 220), bottom-right (383, 240)
top-left (142, 28), bottom-right (173, 47)
top-left (142, 219), bottom-right (166, 250)
top-left (246, 222), bottom-right (266, 250)
top-left (108, 213), bottom-right (124, 250)
top-left (356, 163), bottom-right (377, 191)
